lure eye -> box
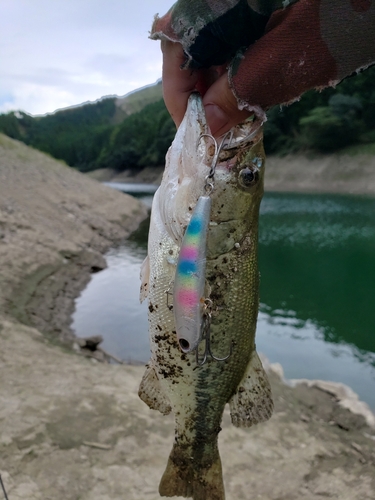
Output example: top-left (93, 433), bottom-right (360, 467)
top-left (239, 167), bottom-right (258, 188)
top-left (179, 338), bottom-right (190, 351)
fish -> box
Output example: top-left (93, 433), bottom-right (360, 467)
top-left (139, 93), bottom-right (273, 500)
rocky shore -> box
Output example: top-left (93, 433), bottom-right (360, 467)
top-left (0, 134), bottom-right (374, 499)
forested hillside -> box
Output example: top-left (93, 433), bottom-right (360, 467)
top-left (0, 98), bottom-right (117, 170)
top-left (265, 65), bottom-right (375, 155)
top-left (0, 66), bottom-right (374, 172)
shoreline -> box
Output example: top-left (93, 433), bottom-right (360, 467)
top-left (87, 151), bottom-right (375, 197)
top-left (0, 133), bottom-right (149, 344)
top-left (1, 135), bottom-right (375, 499)
top-left (265, 152), bottom-right (375, 196)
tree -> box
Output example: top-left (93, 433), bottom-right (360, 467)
top-left (298, 94), bottom-right (363, 152)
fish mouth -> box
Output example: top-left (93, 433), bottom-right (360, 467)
top-left (216, 117), bottom-right (263, 151)
top-left (199, 116), bottom-right (263, 165)
top-left (185, 93), bottom-right (263, 167)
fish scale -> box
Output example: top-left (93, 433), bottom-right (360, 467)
top-left (139, 94), bottom-right (273, 500)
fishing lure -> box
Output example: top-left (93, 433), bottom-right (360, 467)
top-left (173, 132), bottom-right (233, 359)
top-left (173, 195), bottom-right (211, 353)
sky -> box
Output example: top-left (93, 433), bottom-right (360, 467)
top-left (0, 0), bottom-right (173, 116)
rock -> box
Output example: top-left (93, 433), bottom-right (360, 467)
top-left (77, 335), bottom-right (104, 350)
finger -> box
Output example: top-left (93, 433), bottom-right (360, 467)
top-left (202, 72), bottom-right (252, 137)
top-left (161, 40), bottom-right (199, 128)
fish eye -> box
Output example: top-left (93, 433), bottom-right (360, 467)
top-left (239, 167), bottom-right (258, 188)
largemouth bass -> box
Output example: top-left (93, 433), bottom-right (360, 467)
top-left (139, 93), bottom-right (273, 500)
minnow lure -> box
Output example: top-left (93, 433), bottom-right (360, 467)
top-left (173, 195), bottom-right (211, 353)
top-left (173, 131), bottom-right (231, 356)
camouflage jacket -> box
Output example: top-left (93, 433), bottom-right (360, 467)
top-left (151, 0), bottom-right (375, 113)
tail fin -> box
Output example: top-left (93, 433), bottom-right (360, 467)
top-left (159, 441), bottom-right (225, 500)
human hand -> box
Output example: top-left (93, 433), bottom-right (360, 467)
top-left (154, 0), bottom-right (375, 138)
top-left (161, 40), bottom-right (251, 137)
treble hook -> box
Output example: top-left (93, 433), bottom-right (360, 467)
top-left (197, 131), bottom-right (233, 192)
top-left (195, 300), bottom-right (233, 366)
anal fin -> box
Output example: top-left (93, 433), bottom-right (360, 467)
top-left (138, 362), bottom-right (172, 415)
top-left (229, 350), bottom-right (273, 427)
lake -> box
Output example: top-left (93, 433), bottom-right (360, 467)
top-left (71, 188), bottom-right (375, 410)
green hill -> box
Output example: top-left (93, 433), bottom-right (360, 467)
top-left (113, 81), bottom-right (163, 123)
top-left (0, 68), bottom-right (374, 173)
top-left (0, 81), bottom-right (170, 172)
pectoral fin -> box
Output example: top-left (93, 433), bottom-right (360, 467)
top-left (138, 362), bottom-right (172, 415)
top-left (229, 350), bottom-right (273, 427)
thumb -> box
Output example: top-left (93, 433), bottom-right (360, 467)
top-left (202, 72), bottom-right (252, 137)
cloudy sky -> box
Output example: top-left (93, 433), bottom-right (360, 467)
top-left (0, 0), bottom-right (173, 115)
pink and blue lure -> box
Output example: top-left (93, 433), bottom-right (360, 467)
top-left (173, 195), bottom-right (211, 353)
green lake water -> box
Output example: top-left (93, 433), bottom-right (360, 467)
top-left (72, 191), bottom-right (375, 410)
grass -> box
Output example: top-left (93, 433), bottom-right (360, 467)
top-left (338, 141), bottom-right (375, 156)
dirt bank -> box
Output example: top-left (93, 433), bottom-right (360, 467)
top-left (266, 152), bottom-right (375, 195)
top-left (0, 133), bottom-right (148, 342)
top-left (0, 134), bottom-right (374, 499)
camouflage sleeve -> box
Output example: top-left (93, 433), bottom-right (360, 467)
top-left (151, 0), bottom-right (279, 68)
top-left (151, 0), bottom-right (375, 117)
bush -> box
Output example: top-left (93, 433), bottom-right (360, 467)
top-left (298, 94), bottom-right (364, 152)
top-left (264, 107), bottom-right (299, 155)
top-left (0, 112), bottom-right (22, 140)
